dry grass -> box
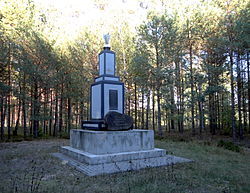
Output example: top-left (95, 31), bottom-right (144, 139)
top-left (0, 138), bottom-right (250, 193)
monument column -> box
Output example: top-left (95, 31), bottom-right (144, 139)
top-left (82, 34), bottom-right (127, 130)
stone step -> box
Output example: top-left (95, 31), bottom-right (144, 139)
top-left (61, 146), bottom-right (167, 165)
top-left (52, 152), bottom-right (192, 176)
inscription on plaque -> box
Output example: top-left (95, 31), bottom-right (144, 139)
top-left (109, 90), bottom-right (118, 110)
top-left (104, 111), bottom-right (133, 131)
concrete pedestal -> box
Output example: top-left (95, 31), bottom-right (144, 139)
top-left (53, 129), bottom-right (191, 176)
top-left (70, 129), bottom-right (154, 154)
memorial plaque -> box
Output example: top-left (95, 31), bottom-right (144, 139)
top-left (109, 90), bottom-right (118, 110)
top-left (104, 111), bottom-right (133, 131)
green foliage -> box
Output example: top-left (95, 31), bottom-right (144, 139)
top-left (217, 140), bottom-right (241, 152)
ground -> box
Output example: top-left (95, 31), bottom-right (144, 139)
top-left (0, 137), bottom-right (250, 193)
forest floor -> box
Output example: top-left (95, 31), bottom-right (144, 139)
top-left (0, 136), bottom-right (250, 193)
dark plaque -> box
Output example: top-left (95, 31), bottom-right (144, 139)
top-left (104, 111), bottom-right (133, 131)
top-left (109, 90), bottom-right (118, 110)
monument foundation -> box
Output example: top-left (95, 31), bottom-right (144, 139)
top-left (53, 129), bottom-right (191, 176)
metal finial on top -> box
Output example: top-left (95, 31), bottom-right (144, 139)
top-left (103, 34), bottom-right (110, 48)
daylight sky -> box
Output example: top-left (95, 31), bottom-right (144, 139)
top-left (33, 0), bottom-right (201, 42)
top-left (34, 0), bottom-right (150, 39)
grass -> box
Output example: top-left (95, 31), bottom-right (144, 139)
top-left (0, 138), bottom-right (250, 193)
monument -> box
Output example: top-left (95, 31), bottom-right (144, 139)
top-left (82, 34), bottom-right (132, 131)
top-left (53, 35), bottom-right (191, 176)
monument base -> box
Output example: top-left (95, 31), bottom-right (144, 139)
top-left (53, 129), bottom-right (191, 176)
top-left (53, 148), bottom-right (190, 176)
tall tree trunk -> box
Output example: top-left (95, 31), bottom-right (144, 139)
top-left (237, 53), bottom-right (243, 139)
top-left (29, 88), bottom-right (33, 136)
top-left (1, 97), bottom-right (6, 140)
top-left (198, 83), bottom-right (204, 135)
top-left (53, 91), bottom-right (58, 137)
top-left (7, 49), bottom-right (11, 140)
top-left (43, 90), bottom-right (46, 135)
top-left (59, 84), bottom-right (63, 135)
top-left (152, 90), bottom-right (155, 131)
top-left (247, 51), bottom-right (250, 134)
top-left (157, 88), bottom-right (162, 136)
top-left (243, 83), bottom-right (247, 134)
top-left (170, 84), bottom-right (175, 131)
top-left (180, 71), bottom-right (185, 133)
top-left (165, 107), bottom-right (168, 132)
top-left (33, 82), bottom-right (39, 138)
top-left (230, 51), bottom-right (237, 141)
top-left (134, 83), bottom-right (137, 128)
top-left (13, 98), bottom-right (21, 136)
top-left (189, 45), bottom-right (195, 136)
top-left (128, 93), bottom-right (131, 116)
top-left (80, 99), bottom-right (84, 129)
top-left (141, 90), bottom-right (144, 129)
top-left (49, 89), bottom-right (53, 136)
top-left (67, 97), bottom-right (71, 134)
top-left (146, 90), bottom-right (150, 129)
top-left (7, 87), bottom-right (11, 140)
top-left (22, 74), bottom-right (27, 139)
top-left (75, 102), bottom-right (79, 128)
top-left (176, 61), bottom-right (182, 133)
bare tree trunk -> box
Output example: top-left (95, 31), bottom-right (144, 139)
top-left (33, 82), bottom-right (39, 138)
top-left (53, 91), bottom-right (58, 137)
top-left (22, 74), bottom-right (27, 139)
top-left (7, 88), bottom-right (11, 140)
top-left (13, 98), bottom-right (21, 136)
top-left (157, 88), bottom-right (162, 136)
top-left (247, 51), bottom-right (250, 134)
top-left (152, 90), bottom-right (155, 131)
top-left (7, 54), bottom-right (11, 140)
top-left (230, 51), bottom-right (237, 141)
top-left (29, 87), bottom-right (33, 136)
top-left (180, 72), bottom-right (185, 133)
top-left (176, 61), bottom-right (181, 133)
top-left (146, 90), bottom-right (150, 129)
top-left (76, 102), bottom-right (79, 128)
top-left (67, 97), bottom-right (71, 134)
top-left (198, 84), bottom-right (204, 135)
top-left (134, 83), bottom-right (137, 128)
top-left (80, 99), bottom-right (84, 129)
top-left (237, 53), bottom-right (243, 140)
top-left (59, 84), bottom-right (63, 135)
top-left (1, 97), bottom-right (6, 140)
top-left (49, 89), bottom-right (53, 136)
top-left (141, 90), bottom-right (144, 129)
top-left (190, 45), bottom-right (195, 136)
top-left (128, 90), bottom-right (131, 116)
top-left (170, 84), bottom-right (175, 131)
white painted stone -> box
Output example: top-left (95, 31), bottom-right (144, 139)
top-left (61, 146), bottom-right (166, 164)
top-left (52, 152), bottom-right (192, 176)
top-left (82, 124), bottom-right (99, 127)
top-left (95, 77), bottom-right (103, 82)
top-left (91, 84), bottom-right (102, 119)
top-left (104, 84), bottom-right (123, 116)
top-left (99, 53), bottom-right (104, 75)
top-left (104, 77), bottom-right (119, 81)
top-left (53, 129), bottom-right (192, 176)
top-left (106, 53), bottom-right (115, 75)
top-left (70, 129), bottom-right (154, 155)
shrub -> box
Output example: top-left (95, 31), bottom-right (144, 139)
top-left (217, 140), bottom-right (241, 152)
